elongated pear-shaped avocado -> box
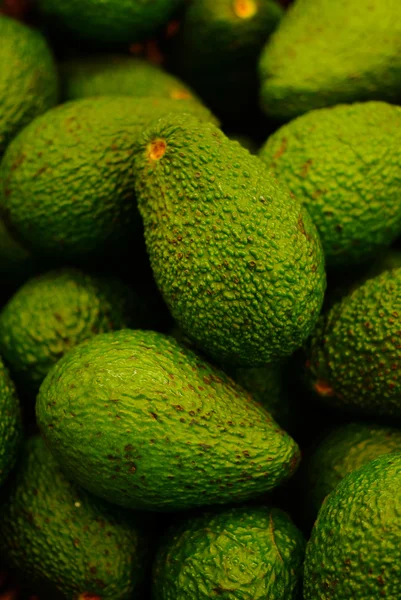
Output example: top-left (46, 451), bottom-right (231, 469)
top-left (36, 329), bottom-right (300, 511)
top-left (133, 113), bottom-right (325, 366)
top-left (259, 0), bottom-right (401, 119)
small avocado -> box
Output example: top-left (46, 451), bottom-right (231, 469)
top-left (0, 96), bottom-right (217, 260)
top-left (259, 0), bottom-right (401, 119)
top-left (133, 113), bottom-right (326, 366)
top-left (0, 357), bottom-right (21, 487)
top-left (36, 329), bottom-right (300, 511)
top-left (0, 268), bottom-right (147, 394)
top-left (259, 102), bottom-right (401, 268)
top-left (306, 267), bottom-right (401, 418)
top-left (304, 453), bottom-right (401, 599)
top-left (153, 505), bottom-right (305, 600)
top-left (0, 436), bottom-right (150, 600)
top-left (0, 15), bottom-right (58, 157)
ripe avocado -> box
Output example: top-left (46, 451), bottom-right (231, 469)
top-left (153, 505), bottom-right (305, 599)
top-left (0, 356), bottom-right (21, 487)
top-left (133, 113), bottom-right (326, 366)
top-left (36, 329), bottom-right (300, 511)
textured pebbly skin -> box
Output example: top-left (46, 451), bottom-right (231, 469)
top-left (37, 0), bottom-right (184, 44)
top-left (0, 436), bottom-right (150, 600)
top-left (303, 422), bottom-right (401, 520)
top-left (133, 114), bottom-right (326, 366)
top-left (0, 357), bottom-right (21, 487)
top-left (304, 453), bottom-right (401, 599)
top-left (0, 97), bottom-right (217, 260)
top-left (0, 268), bottom-right (145, 394)
top-left (306, 267), bottom-right (401, 418)
top-left (60, 55), bottom-right (200, 104)
top-left (259, 102), bottom-right (401, 268)
top-left (153, 505), bottom-right (305, 600)
top-left (259, 0), bottom-right (401, 120)
top-left (36, 329), bottom-right (300, 511)
top-left (0, 15), bottom-right (58, 157)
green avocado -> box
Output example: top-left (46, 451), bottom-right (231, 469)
top-left (259, 102), bottom-right (401, 268)
top-left (259, 0), bottom-right (401, 119)
top-left (60, 55), bottom-right (199, 104)
top-left (0, 217), bottom-right (37, 282)
top-left (0, 268), bottom-right (147, 394)
top-left (306, 267), bottom-right (401, 418)
top-left (0, 15), bottom-right (58, 157)
top-left (153, 505), bottom-right (305, 599)
top-left (0, 436), bottom-right (150, 600)
top-left (0, 357), bottom-right (21, 487)
top-left (304, 453), bottom-right (401, 599)
top-left (0, 96), bottom-right (217, 260)
top-left (36, 329), bottom-right (300, 511)
top-left (303, 422), bottom-right (401, 521)
top-left (37, 0), bottom-right (183, 44)
top-left (133, 113), bottom-right (326, 367)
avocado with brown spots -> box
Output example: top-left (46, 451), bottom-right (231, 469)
top-left (0, 356), bottom-right (21, 487)
top-left (36, 329), bottom-right (300, 511)
top-left (306, 266), bottom-right (401, 418)
top-left (153, 505), bottom-right (305, 599)
top-left (0, 96), bottom-right (217, 260)
top-left (0, 436), bottom-right (150, 600)
top-left (133, 113), bottom-right (325, 367)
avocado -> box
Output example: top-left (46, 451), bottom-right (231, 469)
top-left (303, 453), bottom-right (401, 599)
top-left (60, 55), bottom-right (199, 104)
top-left (171, 0), bottom-right (283, 124)
top-left (303, 422), bottom-right (401, 522)
top-left (133, 113), bottom-right (325, 367)
top-left (259, 102), bottom-right (401, 268)
top-left (0, 436), bottom-right (150, 600)
top-left (259, 0), bottom-right (401, 120)
top-left (0, 356), bottom-right (21, 487)
top-left (306, 267), bottom-right (401, 418)
top-left (36, 329), bottom-right (300, 511)
top-left (0, 15), bottom-right (58, 157)
top-left (153, 505), bottom-right (305, 599)
top-left (0, 217), bottom-right (37, 283)
top-left (37, 0), bottom-right (183, 44)
top-left (0, 96), bottom-right (217, 260)
top-left (0, 268), bottom-right (148, 394)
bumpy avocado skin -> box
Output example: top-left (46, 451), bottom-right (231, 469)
top-left (0, 357), bottom-right (21, 487)
top-left (0, 436), bottom-right (149, 600)
top-left (304, 423), bottom-right (401, 519)
top-left (0, 268), bottom-right (144, 394)
top-left (306, 267), bottom-right (401, 418)
top-left (0, 15), bottom-right (58, 157)
top-left (37, 0), bottom-right (183, 44)
top-left (304, 454), bottom-right (401, 599)
top-left (0, 97), bottom-right (217, 260)
top-left (153, 505), bottom-right (305, 600)
top-left (61, 55), bottom-right (199, 104)
top-left (259, 0), bottom-right (401, 119)
top-left (133, 114), bottom-right (325, 367)
top-left (259, 102), bottom-right (401, 268)
top-left (36, 330), bottom-right (300, 511)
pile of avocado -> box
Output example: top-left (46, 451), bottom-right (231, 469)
top-left (1, 0), bottom-right (401, 598)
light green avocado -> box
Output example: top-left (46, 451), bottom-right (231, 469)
top-left (259, 102), bottom-right (401, 268)
top-left (133, 113), bottom-right (326, 367)
top-left (60, 55), bottom-right (200, 104)
top-left (37, 0), bottom-right (184, 44)
top-left (0, 15), bottom-right (58, 157)
top-left (0, 356), bottom-right (21, 487)
top-left (153, 505), bottom-right (305, 600)
top-left (259, 0), bottom-right (401, 119)
top-left (304, 454), bottom-right (401, 599)
top-left (0, 96), bottom-right (217, 260)
top-left (36, 329), bottom-right (300, 511)
top-left (0, 436), bottom-right (150, 600)
top-left (306, 267), bottom-right (401, 418)
top-left (0, 268), bottom-right (147, 394)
